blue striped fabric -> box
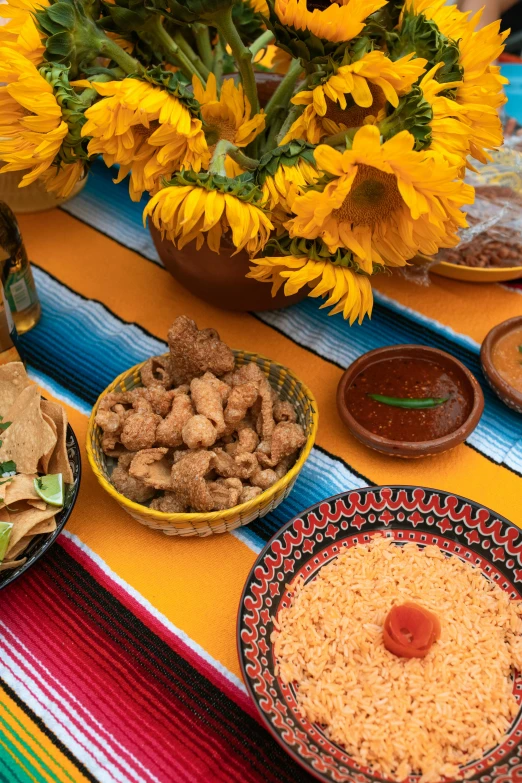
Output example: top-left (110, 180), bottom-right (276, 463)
top-left (60, 161), bottom-right (522, 478)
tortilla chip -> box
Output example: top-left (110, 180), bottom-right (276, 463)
top-left (7, 505), bottom-right (56, 551)
top-left (4, 516), bottom-right (55, 560)
top-left (0, 386), bottom-right (56, 474)
top-left (27, 499), bottom-right (47, 510)
top-left (40, 399), bottom-right (74, 484)
top-left (0, 507), bottom-right (10, 523)
top-left (0, 557), bottom-right (26, 571)
top-left (39, 413), bottom-right (58, 474)
top-left (0, 362), bottom-right (30, 419)
top-left (0, 477), bottom-right (13, 502)
top-left (3, 473), bottom-right (39, 505)
top-left (28, 516), bottom-right (55, 535)
top-left (5, 536), bottom-right (33, 560)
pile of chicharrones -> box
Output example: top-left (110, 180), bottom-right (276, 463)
top-left (95, 316), bottom-right (306, 513)
top-left (273, 536), bottom-right (522, 783)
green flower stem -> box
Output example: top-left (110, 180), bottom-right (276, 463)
top-left (209, 139), bottom-right (235, 176)
top-left (249, 30), bottom-right (275, 58)
top-left (323, 127), bottom-right (361, 149)
top-left (276, 103), bottom-right (304, 144)
top-left (97, 36), bottom-right (144, 76)
top-left (208, 139), bottom-right (259, 175)
top-left (194, 24), bottom-right (214, 71)
top-left (213, 7), bottom-right (259, 115)
top-left (228, 147), bottom-right (259, 171)
top-left (263, 58), bottom-right (302, 129)
top-left (213, 36), bottom-right (225, 84)
top-left (137, 15), bottom-right (207, 81)
top-left (172, 30), bottom-right (211, 80)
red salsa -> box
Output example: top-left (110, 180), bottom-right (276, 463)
top-left (345, 357), bottom-right (471, 442)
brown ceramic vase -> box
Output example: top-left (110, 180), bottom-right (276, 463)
top-left (150, 71), bottom-right (308, 312)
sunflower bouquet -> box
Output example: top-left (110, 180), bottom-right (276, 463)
top-left (0, 0), bottom-right (508, 322)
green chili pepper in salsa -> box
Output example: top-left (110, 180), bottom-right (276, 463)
top-left (367, 394), bottom-right (449, 409)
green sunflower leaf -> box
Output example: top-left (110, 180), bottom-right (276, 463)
top-left (379, 85), bottom-right (433, 150)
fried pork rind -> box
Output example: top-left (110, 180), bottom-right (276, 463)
top-left (212, 448), bottom-right (257, 480)
top-left (251, 467), bottom-right (278, 490)
top-left (239, 485), bottom-right (263, 504)
top-left (121, 398), bottom-right (162, 452)
top-left (257, 422), bottom-right (306, 467)
top-left (182, 415), bottom-right (217, 449)
top-left (225, 427), bottom-right (259, 455)
top-left (273, 399), bottom-right (297, 424)
top-left (228, 363), bottom-right (275, 441)
top-left (224, 383), bottom-right (258, 429)
top-left (190, 373), bottom-right (227, 436)
top-left (150, 492), bottom-right (187, 513)
top-left (156, 393), bottom-right (194, 448)
top-left (167, 316), bottom-right (234, 385)
top-left (95, 317), bottom-right (307, 512)
top-left (141, 355), bottom-right (176, 389)
top-left (170, 450), bottom-right (215, 512)
top-left (111, 452), bottom-right (155, 503)
top-left (207, 478), bottom-right (243, 510)
top-left (129, 448), bottom-right (172, 490)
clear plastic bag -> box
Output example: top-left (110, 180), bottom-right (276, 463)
top-left (401, 147), bottom-right (522, 284)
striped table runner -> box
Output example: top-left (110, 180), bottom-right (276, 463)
top-left (1, 160), bottom-right (521, 783)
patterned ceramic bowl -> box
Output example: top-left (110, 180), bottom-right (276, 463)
top-left (238, 486), bottom-right (522, 783)
top-left (0, 422), bottom-right (81, 590)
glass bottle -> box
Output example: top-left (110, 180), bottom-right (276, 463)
top-left (0, 201), bottom-right (41, 334)
top-left (0, 281), bottom-right (22, 365)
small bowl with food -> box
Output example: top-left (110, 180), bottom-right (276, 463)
top-left (427, 153), bottom-right (522, 282)
top-left (86, 316), bottom-right (317, 537)
top-left (336, 345), bottom-right (484, 458)
top-left (0, 362), bottom-right (81, 588)
top-left (481, 316), bottom-right (522, 414)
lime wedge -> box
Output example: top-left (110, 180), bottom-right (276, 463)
top-left (34, 474), bottom-right (64, 507)
top-left (0, 521), bottom-right (13, 561)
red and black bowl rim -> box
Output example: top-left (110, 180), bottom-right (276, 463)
top-left (237, 486), bottom-right (522, 783)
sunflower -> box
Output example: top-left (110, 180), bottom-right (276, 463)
top-left (417, 66), bottom-right (470, 169)
top-left (81, 78), bottom-right (209, 201)
top-left (282, 52), bottom-right (427, 144)
top-left (144, 171), bottom-right (273, 255)
top-left (0, 0), bottom-right (48, 65)
top-left (401, 0), bottom-right (507, 163)
top-left (274, 0), bottom-right (387, 46)
top-left (254, 44), bottom-right (293, 74)
top-left (257, 142), bottom-right (319, 221)
top-left (40, 160), bottom-right (86, 198)
top-left (286, 125), bottom-right (474, 271)
top-left (192, 73), bottom-right (266, 153)
top-left (247, 0), bottom-right (269, 14)
top-left (248, 253), bottom-right (374, 323)
top-left (0, 49), bottom-right (67, 187)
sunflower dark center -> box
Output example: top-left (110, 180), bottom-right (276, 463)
top-left (307, 0), bottom-right (337, 10)
top-left (324, 85), bottom-right (387, 130)
top-left (134, 120), bottom-right (160, 140)
top-left (334, 164), bottom-right (404, 226)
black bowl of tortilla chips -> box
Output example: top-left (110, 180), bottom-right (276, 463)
top-left (0, 362), bottom-right (81, 589)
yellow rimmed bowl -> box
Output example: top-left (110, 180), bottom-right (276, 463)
top-left (86, 350), bottom-right (318, 538)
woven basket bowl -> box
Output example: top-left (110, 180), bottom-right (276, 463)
top-left (86, 350), bottom-right (318, 537)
